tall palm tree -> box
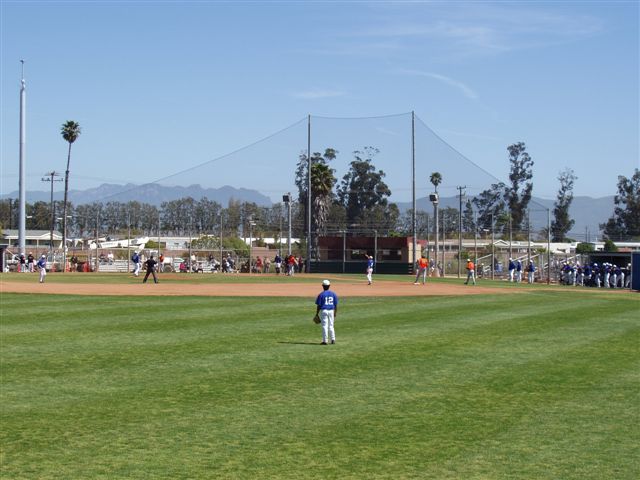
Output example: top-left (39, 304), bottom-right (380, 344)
top-left (61, 121), bottom-right (81, 271)
top-left (430, 171), bottom-right (442, 193)
top-left (311, 162), bottom-right (336, 260)
top-left (311, 162), bottom-right (336, 237)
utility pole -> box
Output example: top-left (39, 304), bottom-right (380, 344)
top-left (491, 213), bottom-right (495, 281)
top-left (283, 193), bottom-right (292, 256)
top-left (527, 210), bottom-right (531, 265)
top-left (457, 185), bottom-right (466, 278)
top-left (474, 210), bottom-right (478, 272)
top-left (41, 171), bottom-right (62, 250)
top-left (306, 115), bottom-right (311, 273)
top-left (411, 111), bottom-right (417, 266)
top-left (430, 192), bottom-right (439, 276)
top-left (18, 60), bottom-right (27, 256)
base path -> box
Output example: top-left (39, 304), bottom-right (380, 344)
top-left (0, 278), bottom-right (504, 297)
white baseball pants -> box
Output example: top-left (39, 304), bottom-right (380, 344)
top-left (320, 309), bottom-right (335, 343)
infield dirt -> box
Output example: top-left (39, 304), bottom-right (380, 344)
top-left (1, 275), bottom-right (505, 297)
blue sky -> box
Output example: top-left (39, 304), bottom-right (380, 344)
top-left (1, 0), bottom-right (638, 204)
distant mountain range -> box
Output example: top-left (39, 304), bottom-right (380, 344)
top-left (2, 183), bottom-right (273, 208)
top-left (3, 183), bottom-right (614, 240)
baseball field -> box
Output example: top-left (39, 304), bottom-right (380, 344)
top-left (1, 273), bottom-right (638, 479)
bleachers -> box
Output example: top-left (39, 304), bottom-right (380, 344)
top-left (97, 260), bottom-right (130, 273)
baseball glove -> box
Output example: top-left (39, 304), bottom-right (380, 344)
top-left (313, 313), bottom-right (321, 324)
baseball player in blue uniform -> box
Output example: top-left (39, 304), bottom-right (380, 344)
top-left (508, 258), bottom-right (516, 282)
top-left (316, 279), bottom-right (338, 345)
top-left (366, 255), bottom-right (374, 285)
top-left (132, 251), bottom-right (141, 276)
top-left (37, 254), bottom-right (47, 283)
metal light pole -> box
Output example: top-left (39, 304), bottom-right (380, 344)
top-left (411, 111), bottom-right (417, 266)
top-left (547, 208), bottom-right (551, 285)
top-left (441, 211), bottom-right (446, 277)
top-left (249, 218), bottom-right (256, 274)
top-left (127, 210), bottom-right (131, 274)
top-left (220, 210), bottom-right (224, 265)
top-left (188, 217), bottom-right (192, 274)
top-left (306, 115), bottom-right (311, 272)
top-left (342, 229), bottom-right (346, 273)
top-left (527, 210), bottom-right (531, 265)
top-left (95, 211), bottom-right (99, 272)
top-left (491, 213), bottom-right (495, 281)
top-left (474, 211), bottom-right (478, 271)
top-left (18, 60), bottom-right (27, 256)
top-left (509, 214), bottom-right (513, 260)
top-left (42, 171), bottom-right (62, 250)
top-left (457, 185), bottom-right (466, 278)
top-left (426, 215), bottom-right (430, 263)
top-left (374, 229), bottom-right (378, 272)
top-left (278, 206), bottom-right (283, 255)
top-left (430, 193), bottom-right (439, 276)
top-left (283, 193), bottom-right (292, 256)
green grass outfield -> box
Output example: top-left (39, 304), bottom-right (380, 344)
top-left (1, 286), bottom-right (638, 479)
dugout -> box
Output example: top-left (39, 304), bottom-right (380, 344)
top-left (588, 252), bottom-right (633, 270)
top-left (0, 242), bottom-right (8, 271)
top-left (311, 236), bottom-right (420, 274)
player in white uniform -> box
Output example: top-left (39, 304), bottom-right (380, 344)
top-left (37, 254), bottom-right (47, 283)
top-left (132, 251), bottom-right (141, 276)
top-left (366, 256), bottom-right (374, 285)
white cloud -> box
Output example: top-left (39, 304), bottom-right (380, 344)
top-left (339, 5), bottom-right (604, 56)
top-left (396, 69), bottom-right (479, 100)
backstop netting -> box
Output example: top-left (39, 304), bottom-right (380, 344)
top-left (73, 111), bottom-right (554, 277)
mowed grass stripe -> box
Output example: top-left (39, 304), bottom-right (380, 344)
top-left (1, 292), bottom-right (638, 479)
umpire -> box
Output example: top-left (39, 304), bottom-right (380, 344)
top-left (143, 254), bottom-right (159, 284)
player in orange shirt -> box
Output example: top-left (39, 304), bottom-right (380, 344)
top-left (465, 258), bottom-right (476, 285)
top-left (414, 255), bottom-right (429, 285)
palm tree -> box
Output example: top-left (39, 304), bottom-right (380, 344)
top-left (310, 162), bottom-right (336, 260)
top-left (311, 162), bottom-right (336, 237)
top-left (61, 120), bottom-right (81, 271)
top-left (430, 171), bottom-right (442, 193)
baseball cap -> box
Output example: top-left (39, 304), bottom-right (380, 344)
top-left (322, 279), bottom-right (331, 286)
top-left (41, 254), bottom-right (46, 258)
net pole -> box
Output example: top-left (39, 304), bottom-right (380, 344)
top-left (306, 114), bottom-right (311, 273)
top-left (547, 208), bottom-right (551, 285)
top-left (412, 111), bottom-right (416, 267)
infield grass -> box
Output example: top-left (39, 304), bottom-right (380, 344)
top-left (1, 289), bottom-right (638, 479)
